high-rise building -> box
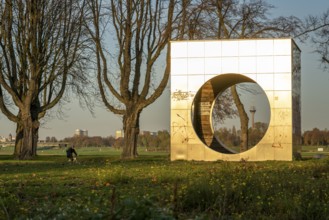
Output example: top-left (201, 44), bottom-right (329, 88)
top-left (75, 129), bottom-right (88, 137)
top-left (115, 130), bottom-right (124, 139)
top-left (75, 129), bottom-right (82, 136)
top-left (82, 130), bottom-right (88, 136)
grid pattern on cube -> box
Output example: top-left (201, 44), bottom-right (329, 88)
top-left (170, 39), bottom-right (301, 161)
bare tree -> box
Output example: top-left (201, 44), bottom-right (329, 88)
top-left (298, 9), bottom-right (329, 68)
top-left (0, 0), bottom-right (91, 159)
top-left (86, 0), bottom-right (177, 159)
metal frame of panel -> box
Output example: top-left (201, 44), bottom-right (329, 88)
top-left (170, 39), bottom-right (301, 161)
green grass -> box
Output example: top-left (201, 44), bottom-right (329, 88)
top-left (1, 147), bottom-right (329, 219)
top-left (0, 146), bottom-right (167, 156)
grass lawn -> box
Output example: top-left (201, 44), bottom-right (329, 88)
top-left (1, 147), bottom-right (329, 219)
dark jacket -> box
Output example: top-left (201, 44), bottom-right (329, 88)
top-left (66, 147), bottom-right (77, 158)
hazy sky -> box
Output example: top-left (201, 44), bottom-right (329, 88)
top-left (0, 0), bottom-right (329, 140)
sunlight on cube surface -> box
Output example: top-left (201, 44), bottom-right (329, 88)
top-left (170, 39), bottom-right (301, 161)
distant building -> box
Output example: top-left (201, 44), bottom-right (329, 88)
top-left (140, 131), bottom-right (148, 135)
top-left (75, 129), bottom-right (82, 136)
top-left (0, 134), bottom-right (15, 143)
top-left (75, 129), bottom-right (88, 137)
top-left (140, 131), bottom-right (157, 136)
top-left (0, 136), bottom-right (5, 143)
top-left (82, 130), bottom-right (88, 136)
top-left (115, 130), bottom-right (124, 139)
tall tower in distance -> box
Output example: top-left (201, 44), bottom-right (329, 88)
top-left (250, 106), bottom-right (256, 129)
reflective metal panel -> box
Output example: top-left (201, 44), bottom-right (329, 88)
top-left (292, 42), bottom-right (302, 153)
top-left (171, 42), bottom-right (188, 58)
top-left (170, 128), bottom-right (188, 144)
top-left (188, 75), bottom-right (205, 92)
top-left (186, 94), bottom-right (196, 111)
top-left (188, 58), bottom-right (205, 75)
top-left (187, 144), bottom-right (205, 160)
top-left (274, 56), bottom-right (292, 73)
top-left (239, 40), bottom-right (257, 56)
top-left (170, 143), bottom-right (188, 160)
top-left (257, 39), bottom-right (274, 56)
top-left (205, 41), bottom-right (221, 57)
top-left (239, 57), bottom-right (257, 73)
top-left (274, 143), bottom-right (292, 161)
top-left (171, 75), bottom-right (188, 91)
top-left (257, 143), bottom-right (275, 160)
top-left (205, 58), bottom-right (222, 74)
top-left (222, 41), bottom-right (239, 56)
top-left (274, 126), bottom-right (292, 144)
top-left (170, 39), bottom-right (301, 161)
top-left (274, 39), bottom-right (291, 55)
top-left (258, 126), bottom-right (275, 144)
top-left (204, 147), bottom-right (224, 161)
top-left (171, 97), bottom-right (188, 110)
top-left (221, 57), bottom-right (239, 73)
top-left (188, 42), bottom-right (205, 57)
top-left (257, 56), bottom-right (274, 73)
top-left (186, 125), bottom-right (201, 143)
top-left (274, 74), bottom-right (292, 90)
top-left (171, 110), bottom-right (188, 128)
top-left (274, 91), bottom-right (292, 108)
top-left (273, 109), bottom-right (292, 126)
top-left (171, 58), bottom-right (188, 75)
top-left (257, 74), bottom-right (274, 90)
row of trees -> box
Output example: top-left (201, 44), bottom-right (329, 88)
top-left (44, 136), bottom-right (58, 143)
top-left (0, 0), bottom-right (328, 160)
top-left (214, 122), bottom-right (268, 152)
top-left (56, 127), bottom-right (328, 149)
top-left (60, 130), bottom-right (170, 151)
top-left (303, 128), bottom-right (329, 146)
top-left (215, 126), bottom-right (329, 149)
top-left (138, 130), bottom-right (170, 151)
top-left (62, 136), bottom-right (116, 148)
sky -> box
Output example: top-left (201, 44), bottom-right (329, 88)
top-left (0, 0), bottom-right (329, 140)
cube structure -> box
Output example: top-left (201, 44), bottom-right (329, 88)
top-left (170, 39), bottom-right (301, 161)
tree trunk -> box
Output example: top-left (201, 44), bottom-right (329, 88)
top-left (231, 85), bottom-right (249, 152)
top-left (122, 110), bottom-right (141, 159)
top-left (32, 120), bottom-right (40, 156)
top-left (14, 122), bottom-right (24, 157)
top-left (13, 112), bottom-right (39, 160)
top-left (14, 118), bottom-right (34, 159)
